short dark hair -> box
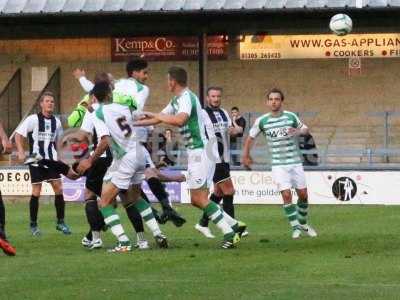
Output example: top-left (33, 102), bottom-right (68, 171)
top-left (126, 58), bottom-right (148, 77)
top-left (94, 72), bottom-right (110, 84)
top-left (168, 66), bottom-right (187, 86)
top-left (231, 106), bottom-right (239, 111)
top-left (90, 81), bottom-right (111, 102)
top-left (207, 86), bottom-right (223, 95)
top-left (266, 88), bottom-right (285, 101)
top-left (40, 91), bottom-right (55, 102)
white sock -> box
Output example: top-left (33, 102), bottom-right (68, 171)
top-left (222, 211), bottom-right (238, 227)
top-left (210, 210), bottom-right (234, 236)
top-left (92, 231), bottom-right (101, 240)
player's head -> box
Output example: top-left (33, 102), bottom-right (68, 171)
top-left (231, 106), bottom-right (240, 118)
top-left (206, 87), bottom-right (223, 109)
top-left (266, 88), bottom-right (284, 112)
top-left (126, 58), bottom-right (148, 83)
top-left (167, 66), bottom-right (187, 92)
top-left (94, 72), bottom-right (114, 89)
top-left (39, 91), bottom-right (55, 115)
top-left (90, 81), bottom-right (111, 103)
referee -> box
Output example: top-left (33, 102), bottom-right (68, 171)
top-left (15, 91), bottom-right (71, 236)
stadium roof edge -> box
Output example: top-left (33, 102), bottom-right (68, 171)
top-left (0, 0), bottom-right (397, 18)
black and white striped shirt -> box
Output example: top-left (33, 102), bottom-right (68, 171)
top-left (16, 113), bottom-right (62, 160)
top-left (204, 106), bottom-right (232, 163)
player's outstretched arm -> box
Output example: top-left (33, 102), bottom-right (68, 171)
top-left (242, 136), bottom-right (255, 169)
top-left (154, 112), bottom-right (189, 127)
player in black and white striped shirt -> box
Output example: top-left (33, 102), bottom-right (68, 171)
top-left (15, 91), bottom-right (71, 236)
top-left (195, 87), bottom-right (246, 238)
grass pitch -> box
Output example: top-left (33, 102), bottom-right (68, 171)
top-left (2, 202), bottom-right (400, 300)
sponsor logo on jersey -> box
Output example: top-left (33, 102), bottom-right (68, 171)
top-left (265, 127), bottom-right (290, 139)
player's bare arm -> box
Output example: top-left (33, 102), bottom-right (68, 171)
top-left (14, 133), bottom-right (26, 162)
top-left (154, 112), bottom-right (189, 127)
top-left (242, 136), bottom-right (255, 169)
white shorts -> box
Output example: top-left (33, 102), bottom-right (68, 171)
top-left (143, 146), bottom-right (155, 169)
top-left (103, 147), bottom-right (146, 190)
top-left (187, 148), bottom-right (215, 189)
top-left (271, 164), bottom-right (307, 191)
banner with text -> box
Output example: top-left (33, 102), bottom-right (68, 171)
top-left (180, 171), bottom-right (400, 205)
top-left (240, 34), bottom-right (400, 60)
top-left (0, 168), bottom-right (180, 203)
top-left (112, 36), bottom-right (227, 61)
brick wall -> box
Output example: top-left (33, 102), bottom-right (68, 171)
top-left (0, 37), bottom-right (400, 131)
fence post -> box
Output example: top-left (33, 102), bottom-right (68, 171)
top-left (384, 111), bottom-right (389, 163)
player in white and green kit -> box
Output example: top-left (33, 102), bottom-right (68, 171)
top-left (243, 88), bottom-right (317, 239)
top-left (76, 80), bottom-right (167, 252)
top-left (134, 66), bottom-right (246, 249)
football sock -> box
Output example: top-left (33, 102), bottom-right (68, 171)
top-left (124, 202), bottom-right (145, 233)
top-left (100, 205), bottom-right (129, 243)
top-left (147, 177), bottom-right (171, 210)
top-left (134, 198), bottom-right (161, 236)
top-left (30, 195), bottom-right (39, 226)
top-left (222, 194), bottom-right (235, 218)
top-left (92, 230), bottom-right (101, 241)
top-left (55, 194), bottom-right (65, 222)
top-left (297, 200), bottom-right (309, 225)
top-left (199, 193), bottom-right (222, 227)
top-left (136, 232), bottom-right (145, 242)
top-left (85, 198), bottom-right (104, 231)
top-left (203, 201), bottom-right (234, 239)
top-left (283, 204), bottom-right (300, 229)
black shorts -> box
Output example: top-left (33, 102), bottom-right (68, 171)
top-left (213, 162), bottom-right (231, 184)
top-left (85, 157), bottom-right (112, 196)
top-left (29, 165), bottom-right (61, 184)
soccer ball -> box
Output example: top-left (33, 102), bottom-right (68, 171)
top-left (329, 14), bottom-right (353, 36)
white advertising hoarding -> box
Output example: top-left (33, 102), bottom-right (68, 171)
top-left (180, 171), bottom-right (400, 205)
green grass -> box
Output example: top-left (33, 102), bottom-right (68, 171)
top-left (2, 202), bottom-right (400, 300)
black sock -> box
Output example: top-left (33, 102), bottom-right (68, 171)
top-left (199, 194), bottom-right (223, 227)
top-left (147, 177), bottom-right (171, 210)
top-left (30, 195), bottom-right (39, 226)
top-left (40, 159), bottom-right (70, 176)
top-left (125, 203), bottom-right (144, 233)
top-left (55, 194), bottom-right (65, 222)
top-left (85, 230), bottom-right (92, 241)
top-left (85, 198), bottom-right (104, 231)
top-left (0, 191), bottom-right (5, 232)
top-left (222, 194), bottom-right (235, 218)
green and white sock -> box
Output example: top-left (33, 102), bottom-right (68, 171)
top-left (204, 202), bottom-right (234, 239)
top-left (100, 205), bottom-right (129, 244)
top-left (283, 204), bottom-right (300, 229)
top-left (222, 211), bottom-right (239, 230)
top-left (297, 201), bottom-right (308, 225)
top-left (134, 199), bottom-right (161, 237)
